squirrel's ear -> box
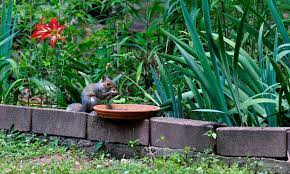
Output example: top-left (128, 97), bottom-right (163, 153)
top-left (101, 76), bottom-right (110, 82)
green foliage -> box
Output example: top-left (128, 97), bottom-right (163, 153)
top-left (0, 129), bottom-right (66, 160)
top-left (2, 0), bottom-right (185, 106)
top-left (156, 0), bottom-right (289, 126)
top-left (0, 131), bottom-right (269, 174)
top-left (2, 1), bottom-right (125, 106)
top-left (0, 0), bottom-right (16, 59)
top-left (0, 0), bottom-right (18, 102)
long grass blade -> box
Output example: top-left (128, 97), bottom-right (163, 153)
top-left (151, 66), bottom-right (167, 103)
top-left (176, 87), bottom-right (183, 118)
top-left (202, 0), bottom-right (225, 107)
top-left (267, 0), bottom-right (289, 43)
top-left (225, 14), bottom-right (273, 49)
top-left (232, 1), bottom-right (250, 117)
top-left (268, 57), bottom-right (290, 104)
top-left (185, 76), bottom-right (205, 108)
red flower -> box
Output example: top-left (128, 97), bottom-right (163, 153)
top-left (31, 17), bottom-right (65, 48)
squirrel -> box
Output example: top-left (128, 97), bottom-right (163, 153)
top-left (66, 77), bottom-right (118, 113)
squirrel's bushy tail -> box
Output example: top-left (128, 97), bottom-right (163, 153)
top-left (66, 103), bottom-right (84, 112)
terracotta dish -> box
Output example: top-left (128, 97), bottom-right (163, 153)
top-left (93, 104), bottom-right (160, 120)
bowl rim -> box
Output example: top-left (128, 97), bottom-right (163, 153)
top-left (94, 104), bottom-right (161, 113)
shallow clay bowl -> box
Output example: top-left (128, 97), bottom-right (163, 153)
top-left (93, 104), bottom-right (160, 120)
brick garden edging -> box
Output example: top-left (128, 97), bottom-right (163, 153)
top-left (150, 117), bottom-right (218, 151)
top-left (0, 104), bottom-right (31, 131)
top-left (32, 108), bottom-right (87, 138)
top-left (0, 104), bottom-right (289, 160)
top-left (87, 114), bottom-right (149, 145)
top-left (217, 127), bottom-right (289, 158)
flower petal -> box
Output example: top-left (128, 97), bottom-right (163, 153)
top-left (41, 33), bottom-right (53, 39)
top-left (50, 36), bottom-right (57, 48)
top-left (50, 17), bottom-right (59, 29)
top-left (57, 26), bottom-right (65, 33)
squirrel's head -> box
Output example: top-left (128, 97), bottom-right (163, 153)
top-left (101, 77), bottom-right (118, 99)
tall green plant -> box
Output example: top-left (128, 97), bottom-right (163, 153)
top-left (0, 0), bottom-right (18, 103)
top-left (157, 0), bottom-right (289, 126)
top-left (151, 57), bottom-right (187, 118)
top-left (0, 0), bottom-right (17, 59)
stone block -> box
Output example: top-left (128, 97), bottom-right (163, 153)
top-left (87, 114), bottom-right (149, 145)
top-left (286, 130), bottom-right (290, 157)
top-left (0, 104), bottom-right (31, 131)
top-left (150, 117), bottom-right (218, 151)
top-left (217, 127), bottom-right (288, 158)
top-left (32, 108), bottom-right (87, 138)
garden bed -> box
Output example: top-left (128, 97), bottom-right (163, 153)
top-left (1, 129), bottom-right (272, 174)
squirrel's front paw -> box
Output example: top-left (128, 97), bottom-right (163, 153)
top-left (88, 111), bottom-right (97, 116)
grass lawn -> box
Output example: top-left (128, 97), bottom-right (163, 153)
top-left (0, 130), bottom-right (269, 174)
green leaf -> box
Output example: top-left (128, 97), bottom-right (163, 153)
top-left (30, 77), bottom-right (57, 98)
top-left (156, 57), bottom-right (170, 99)
top-left (192, 109), bottom-right (228, 115)
top-left (123, 74), bottom-right (159, 106)
top-left (0, 32), bottom-right (17, 48)
top-left (151, 66), bottom-right (167, 103)
top-left (176, 87), bottom-right (183, 118)
top-left (5, 58), bottom-right (19, 78)
top-left (113, 98), bottom-right (126, 104)
top-left (136, 61), bottom-right (144, 83)
top-left (163, 61), bottom-right (178, 117)
top-left (228, 98), bottom-right (278, 115)
top-left (232, 1), bottom-right (250, 117)
top-left (2, 79), bottom-right (24, 103)
top-left (158, 53), bottom-right (187, 66)
top-left (161, 28), bottom-right (198, 59)
top-left (180, 0), bottom-right (223, 109)
top-left (180, 0), bottom-right (206, 57)
top-left (78, 71), bottom-right (92, 85)
top-left (160, 91), bottom-right (194, 108)
top-left (267, 0), bottom-right (289, 43)
top-left (112, 74), bottom-right (123, 84)
top-left (225, 14), bottom-right (273, 49)
top-left (202, 0), bottom-right (225, 107)
top-left (185, 76), bottom-right (205, 109)
top-left (268, 57), bottom-right (290, 104)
